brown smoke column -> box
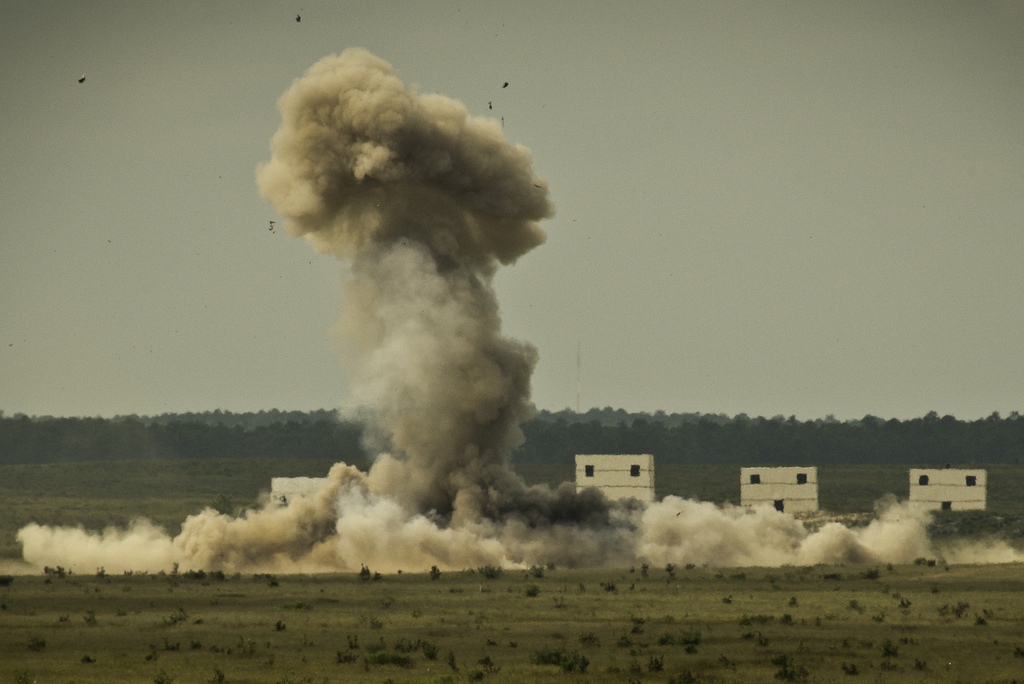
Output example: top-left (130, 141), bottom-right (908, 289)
top-left (257, 48), bottom-right (559, 522)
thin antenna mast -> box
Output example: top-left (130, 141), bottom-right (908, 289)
top-left (576, 340), bottom-right (581, 414)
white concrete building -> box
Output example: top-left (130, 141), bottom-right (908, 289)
top-left (575, 454), bottom-right (655, 502)
top-left (740, 466), bottom-right (819, 513)
top-left (270, 476), bottom-right (327, 507)
top-left (908, 468), bottom-right (986, 511)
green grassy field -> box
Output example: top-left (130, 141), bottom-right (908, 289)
top-left (3, 459), bottom-right (1023, 682)
top-left (1, 563), bottom-right (1023, 683)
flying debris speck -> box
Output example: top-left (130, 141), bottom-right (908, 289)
top-left (269, 220), bottom-right (276, 232)
top-left (503, 82), bottom-right (508, 88)
top-left (295, 13), bottom-right (301, 22)
top-left (78, 75), bottom-right (85, 83)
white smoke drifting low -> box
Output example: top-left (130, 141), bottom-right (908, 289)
top-left (15, 49), bottom-right (1024, 573)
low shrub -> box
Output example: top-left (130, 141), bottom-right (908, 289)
top-left (531, 646), bottom-right (589, 673)
top-left (365, 651), bottom-right (412, 667)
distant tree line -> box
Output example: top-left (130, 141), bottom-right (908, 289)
top-left (0, 411), bottom-right (366, 465)
top-left (518, 409), bottom-right (1024, 466)
top-left (1, 408), bottom-right (1022, 466)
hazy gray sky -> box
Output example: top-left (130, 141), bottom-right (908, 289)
top-left (2, 1), bottom-right (1022, 420)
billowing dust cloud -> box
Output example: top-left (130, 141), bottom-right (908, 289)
top-left (15, 49), bottom-right (1024, 574)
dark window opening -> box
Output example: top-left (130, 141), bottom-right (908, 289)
top-left (630, 464), bottom-right (641, 477)
top-left (749, 474), bottom-right (761, 484)
top-left (584, 465), bottom-right (594, 477)
top-left (965, 475), bottom-right (977, 487)
top-left (941, 501), bottom-right (952, 511)
top-left (919, 475), bottom-right (929, 486)
top-left (796, 473), bottom-right (807, 485)
top-left (774, 500), bottom-right (785, 512)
